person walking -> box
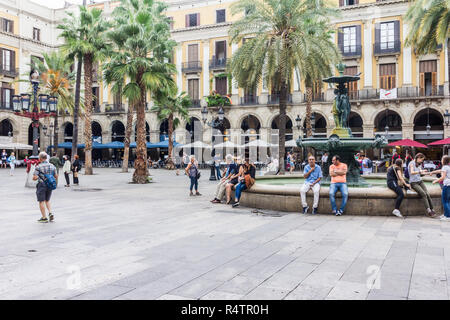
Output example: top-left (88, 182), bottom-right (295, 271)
top-left (300, 155), bottom-right (322, 214)
top-left (214, 153), bottom-right (222, 179)
top-left (1, 149), bottom-right (7, 168)
top-left (33, 152), bottom-right (57, 223)
top-left (185, 155), bottom-right (201, 196)
top-left (62, 155), bottom-right (71, 187)
top-left (72, 155), bottom-right (82, 186)
top-left (211, 154), bottom-right (236, 203)
top-left (232, 159), bottom-right (256, 208)
top-left (49, 153), bottom-right (62, 184)
top-left (408, 153), bottom-right (437, 217)
top-left (287, 152), bottom-right (295, 174)
top-left (432, 155), bottom-right (450, 221)
top-left (387, 158), bottom-right (411, 218)
top-left (329, 155), bottom-right (348, 216)
top-left (7, 152), bottom-right (16, 176)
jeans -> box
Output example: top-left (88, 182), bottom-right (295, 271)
top-left (443, 185), bottom-right (450, 217)
top-left (235, 182), bottom-right (247, 201)
top-left (215, 165), bottom-right (222, 179)
top-left (388, 181), bottom-right (404, 210)
top-left (64, 172), bottom-right (70, 185)
top-left (411, 181), bottom-right (433, 210)
top-left (189, 176), bottom-right (198, 191)
top-left (329, 183), bottom-right (348, 213)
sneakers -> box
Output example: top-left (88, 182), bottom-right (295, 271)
top-left (195, 192), bottom-right (202, 196)
top-left (211, 199), bottom-right (221, 204)
top-left (302, 206), bottom-right (309, 214)
top-left (331, 210), bottom-right (337, 215)
top-left (440, 216), bottom-right (450, 221)
top-left (49, 213), bottom-right (55, 222)
top-left (427, 208), bottom-right (438, 218)
top-left (313, 207), bottom-right (318, 215)
top-left (335, 210), bottom-right (343, 216)
top-left (37, 217), bottom-right (48, 223)
top-left (232, 202), bottom-right (240, 208)
top-left (189, 191), bottom-right (194, 196)
top-left (392, 209), bottom-right (403, 218)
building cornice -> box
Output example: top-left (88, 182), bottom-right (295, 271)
top-left (0, 30), bottom-right (59, 49)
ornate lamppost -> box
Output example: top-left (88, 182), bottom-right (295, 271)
top-left (202, 105), bottom-right (225, 181)
top-left (12, 69), bottom-right (58, 157)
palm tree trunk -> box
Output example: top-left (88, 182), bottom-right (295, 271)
top-left (305, 86), bottom-right (313, 137)
top-left (166, 114), bottom-right (175, 170)
top-left (132, 73), bottom-right (149, 183)
top-left (71, 54), bottom-right (82, 162)
top-left (278, 81), bottom-right (288, 175)
top-left (83, 53), bottom-right (93, 175)
top-left (122, 101), bottom-right (134, 173)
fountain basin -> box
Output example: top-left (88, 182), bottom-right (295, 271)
top-left (240, 175), bottom-right (442, 216)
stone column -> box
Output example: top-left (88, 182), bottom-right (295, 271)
top-left (445, 39), bottom-right (449, 96)
top-left (202, 40), bottom-right (210, 98)
top-left (402, 123), bottom-right (414, 140)
top-left (362, 124), bottom-right (375, 138)
top-left (150, 130), bottom-right (159, 143)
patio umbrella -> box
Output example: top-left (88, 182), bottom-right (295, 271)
top-left (213, 141), bottom-right (242, 148)
top-left (0, 142), bottom-right (33, 150)
top-left (387, 139), bottom-right (428, 148)
top-left (180, 141), bottom-right (212, 149)
top-left (285, 139), bottom-right (299, 147)
top-left (428, 137), bottom-right (450, 146)
top-left (244, 139), bottom-right (274, 148)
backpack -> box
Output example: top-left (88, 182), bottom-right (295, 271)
top-left (404, 165), bottom-right (410, 179)
top-left (37, 168), bottom-right (57, 191)
top-left (367, 159), bottom-right (373, 169)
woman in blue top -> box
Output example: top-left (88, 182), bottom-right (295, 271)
top-left (185, 155), bottom-right (202, 197)
top-left (7, 152), bottom-right (16, 176)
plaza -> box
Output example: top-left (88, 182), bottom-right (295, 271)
top-left (2, 167), bottom-right (450, 300)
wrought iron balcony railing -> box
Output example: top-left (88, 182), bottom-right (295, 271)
top-left (182, 61), bottom-right (202, 73)
top-left (240, 95), bottom-right (259, 105)
top-left (373, 40), bottom-right (401, 56)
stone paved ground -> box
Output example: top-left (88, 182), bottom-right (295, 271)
top-left (1, 167), bottom-right (450, 300)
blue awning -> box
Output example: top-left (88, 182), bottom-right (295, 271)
top-left (102, 141), bottom-right (125, 149)
top-left (130, 142), bottom-right (155, 148)
top-left (56, 142), bottom-right (85, 149)
top-left (151, 140), bottom-right (180, 148)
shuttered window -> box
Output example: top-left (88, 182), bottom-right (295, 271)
top-left (380, 22), bottom-right (395, 50)
top-left (1, 18), bottom-right (13, 33)
top-left (339, 0), bottom-right (358, 6)
top-left (215, 77), bottom-right (227, 95)
top-left (33, 28), bottom-right (41, 41)
top-left (345, 67), bottom-right (358, 98)
top-left (188, 44), bottom-right (199, 62)
top-left (419, 60), bottom-right (437, 96)
top-left (1, 49), bottom-right (15, 72)
top-left (1, 88), bottom-right (13, 109)
top-left (343, 27), bottom-right (356, 53)
top-left (188, 79), bottom-right (199, 100)
top-left (216, 9), bottom-right (226, 23)
top-left (215, 41), bottom-right (226, 60)
top-left (379, 63), bottom-right (396, 89)
top-left (185, 13), bottom-right (199, 27)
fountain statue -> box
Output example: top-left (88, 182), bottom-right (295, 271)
top-left (297, 63), bottom-right (388, 187)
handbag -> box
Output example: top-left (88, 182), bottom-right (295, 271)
top-left (392, 166), bottom-right (403, 187)
top-left (196, 171), bottom-right (201, 180)
top-left (74, 171), bottom-right (79, 178)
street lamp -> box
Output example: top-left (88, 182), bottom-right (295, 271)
top-left (295, 115), bottom-right (302, 130)
top-left (444, 110), bottom-right (450, 126)
top-left (13, 69), bottom-right (56, 157)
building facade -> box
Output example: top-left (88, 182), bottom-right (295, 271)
top-left (0, 0), bottom-right (449, 160)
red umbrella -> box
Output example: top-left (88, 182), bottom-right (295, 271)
top-left (387, 139), bottom-right (428, 148)
top-left (428, 137), bottom-right (450, 146)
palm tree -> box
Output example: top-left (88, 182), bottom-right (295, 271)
top-left (229, 0), bottom-right (340, 173)
top-left (405, 0), bottom-right (450, 55)
top-left (32, 52), bottom-right (75, 152)
top-left (59, 6), bottom-right (110, 175)
top-left (104, 0), bottom-right (176, 184)
top-left (152, 89), bottom-right (191, 169)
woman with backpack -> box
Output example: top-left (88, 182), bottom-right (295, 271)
top-left (185, 155), bottom-right (201, 196)
top-left (408, 153), bottom-right (437, 217)
top-left (72, 155), bottom-right (82, 186)
top-left (387, 158), bottom-right (411, 218)
top-left (232, 159), bottom-right (256, 208)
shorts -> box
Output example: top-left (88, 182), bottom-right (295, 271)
top-left (36, 182), bottom-right (52, 202)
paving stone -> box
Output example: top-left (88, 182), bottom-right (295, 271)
top-left (243, 286), bottom-right (289, 300)
top-left (70, 284), bottom-right (134, 300)
top-left (215, 276), bottom-right (265, 295)
top-left (325, 281), bottom-right (370, 300)
top-left (200, 291), bottom-right (244, 300)
top-left (284, 284), bottom-right (332, 300)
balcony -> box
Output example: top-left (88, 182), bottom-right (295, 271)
top-left (350, 85), bottom-right (445, 100)
top-left (105, 104), bottom-right (125, 114)
top-left (267, 94), bottom-right (293, 105)
top-left (339, 44), bottom-right (362, 58)
top-left (93, 104), bottom-right (101, 113)
top-left (240, 95), bottom-right (259, 105)
top-left (0, 66), bottom-right (19, 78)
top-left (209, 56), bottom-right (228, 70)
top-left (303, 93), bottom-right (325, 102)
top-left (190, 99), bottom-right (201, 108)
top-left (182, 61), bottom-right (202, 73)
top-left (374, 40), bottom-right (401, 56)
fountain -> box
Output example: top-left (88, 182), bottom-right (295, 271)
top-left (238, 63), bottom-right (442, 216)
top-left (297, 63), bottom-right (388, 187)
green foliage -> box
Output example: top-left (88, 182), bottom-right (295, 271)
top-left (152, 86), bottom-right (191, 127)
top-left (204, 91), bottom-right (232, 107)
top-left (405, 0), bottom-right (450, 55)
top-left (229, 0), bottom-right (341, 90)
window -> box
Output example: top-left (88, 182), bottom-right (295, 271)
top-left (33, 28), bottom-right (41, 41)
top-left (1, 86), bottom-right (13, 109)
top-left (188, 44), bottom-right (199, 62)
top-left (380, 22), bottom-right (395, 50)
top-left (215, 77), bottom-right (227, 95)
top-left (1, 18), bottom-right (13, 33)
top-left (343, 26), bottom-right (356, 53)
top-left (339, 0), bottom-right (358, 6)
top-left (345, 66), bottom-right (358, 99)
top-left (186, 13), bottom-right (199, 27)
top-left (188, 79), bottom-right (199, 100)
top-left (167, 17), bottom-right (174, 30)
top-left (216, 9), bottom-right (226, 23)
top-left (379, 63), bottom-right (396, 90)
top-left (2, 49), bottom-right (12, 71)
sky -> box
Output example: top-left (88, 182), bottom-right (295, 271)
top-left (30, 0), bottom-right (106, 9)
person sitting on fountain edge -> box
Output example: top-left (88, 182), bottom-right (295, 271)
top-left (329, 155), bottom-right (348, 216)
top-left (300, 155), bottom-right (322, 214)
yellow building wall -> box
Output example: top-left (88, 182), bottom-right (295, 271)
top-left (0, 12), bottom-right (19, 36)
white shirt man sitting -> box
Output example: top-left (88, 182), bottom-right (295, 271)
top-left (300, 155), bottom-right (323, 214)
